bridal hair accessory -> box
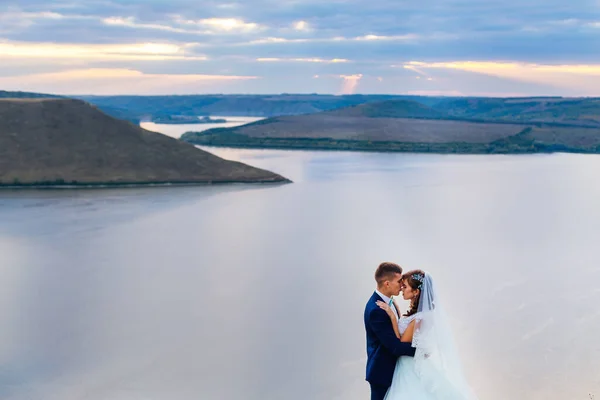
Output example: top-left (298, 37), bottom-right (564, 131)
top-left (412, 273), bottom-right (424, 288)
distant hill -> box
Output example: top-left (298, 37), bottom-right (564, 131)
top-left (0, 98), bottom-right (289, 186)
top-left (326, 99), bottom-right (448, 119)
top-left (77, 94), bottom-right (600, 128)
top-left (0, 90), bottom-right (62, 99)
top-left (432, 97), bottom-right (600, 127)
top-left (77, 94), bottom-right (433, 121)
top-left (181, 99), bottom-right (600, 154)
top-left (0, 90), bottom-right (141, 123)
top-left (8, 91), bottom-right (600, 128)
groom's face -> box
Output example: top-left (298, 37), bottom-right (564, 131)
top-left (386, 273), bottom-right (403, 296)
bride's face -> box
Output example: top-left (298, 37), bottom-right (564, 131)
top-left (401, 279), bottom-right (419, 301)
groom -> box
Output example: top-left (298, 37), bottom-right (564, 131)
top-left (364, 262), bottom-right (416, 400)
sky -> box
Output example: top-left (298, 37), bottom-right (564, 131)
top-left (1, 0), bottom-right (600, 96)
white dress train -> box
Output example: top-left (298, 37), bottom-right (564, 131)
top-left (384, 313), bottom-right (477, 400)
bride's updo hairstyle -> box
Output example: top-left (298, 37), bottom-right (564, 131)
top-left (402, 269), bottom-right (425, 317)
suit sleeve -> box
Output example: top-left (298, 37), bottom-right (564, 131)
top-left (369, 308), bottom-right (416, 357)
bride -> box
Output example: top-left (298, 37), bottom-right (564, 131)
top-left (376, 270), bottom-right (478, 400)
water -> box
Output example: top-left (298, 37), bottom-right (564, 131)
top-left (140, 116), bottom-right (264, 139)
top-left (1, 121), bottom-right (600, 400)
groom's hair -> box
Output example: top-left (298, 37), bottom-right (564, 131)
top-left (375, 262), bottom-right (403, 286)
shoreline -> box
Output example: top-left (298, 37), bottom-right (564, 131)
top-left (0, 179), bottom-right (291, 190)
top-left (181, 135), bottom-right (600, 155)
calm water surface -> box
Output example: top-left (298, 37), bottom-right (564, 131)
top-left (140, 116), bottom-right (264, 139)
top-left (1, 121), bottom-right (599, 400)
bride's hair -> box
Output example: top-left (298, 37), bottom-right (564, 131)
top-left (402, 269), bottom-right (426, 317)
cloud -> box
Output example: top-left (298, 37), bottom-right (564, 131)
top-left (0, 8), bottom-right (94, 31)
top-left (292, 20), bottom-right (310, 31)
top-left (404, 60), bottom-right (600, 77)
top-left (1, 0), bottom-right (600, 95)
top-left (402, 60), bottom-right (600, 94)
top-left (101, 16), bottom-right (264, 35)
top-left (248, 37), bottom-right (310, 44)
top-left (0, 68), bottom-right (258, 95)
top-left (179, 17), bottom-right (262, 32)
top-left (353, 34), bottom-right (418, 41)
top-left (1, 10), bottom-right (65, 21)
top-left (0, 41), bottom-right (206, 61)
top-left (256, 57), bottom-right (348, 63)
top-left (247, 34), bottom-right (419, 45)
top-left (102, 16), bottom-right (209, 34)
top-left (401, 64), bottom-right (429, 76)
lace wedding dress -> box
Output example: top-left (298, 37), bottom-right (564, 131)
top-left (384, 274), bottom-right (478, 400)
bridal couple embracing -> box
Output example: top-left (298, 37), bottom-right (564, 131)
top-left (364, 262), bottom-right (478, 400)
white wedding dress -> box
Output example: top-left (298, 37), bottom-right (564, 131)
top-left (384, 274), bottom-right (478, 400)
top-left (385, 314), bottom-right (431, 399)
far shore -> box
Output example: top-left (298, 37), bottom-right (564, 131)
top-left (150, 116), bottom-right (228, 125)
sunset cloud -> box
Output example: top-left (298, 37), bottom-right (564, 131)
top-left (0, 68), bottom-right (258, 94)
top-left (0, 41), bottom-right (206, 61)
top-left (402, 61), bottom-right (600, 92)
top-left (0, 0), bottom-right (599, 95)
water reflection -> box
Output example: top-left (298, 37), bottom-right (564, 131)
top-left (1, 152), bottom-right (600, 400)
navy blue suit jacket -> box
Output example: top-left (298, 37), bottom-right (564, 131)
top-left (364, 291), bottom-right (416, 387)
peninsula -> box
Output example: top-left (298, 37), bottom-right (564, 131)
top-left (0, 98), bottom-right (289, 187)
top-left (181, 99), bottom-right (600, 154)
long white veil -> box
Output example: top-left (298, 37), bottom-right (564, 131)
top-left (411, 272), bottom-right (478, 400)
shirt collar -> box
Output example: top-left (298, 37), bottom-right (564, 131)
top-left (375, 289), bottom-right (391, 304)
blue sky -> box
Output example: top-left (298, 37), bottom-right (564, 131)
top-left (1, 0), bottom-right (599, 96)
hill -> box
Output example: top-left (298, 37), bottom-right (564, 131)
top-left (0, 98), bottom-right (289, 186)
top-left (0, 90), bottom-right (139, 124)
top-left (77, 94), bottom-right (407, 121)
top-left (78, 94), bottom-right (600, 128)
top-left (0, 90), bottom-right (62, 99)
top-left (8, 91), bottom-right (600, 129)
top-left (181, 99), bottom-right (600, 154)
top-left (325, 99), bottom-right (447, 119)
top-left (432, 97), bottom-right (600, 127)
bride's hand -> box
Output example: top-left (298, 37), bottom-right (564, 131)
top-left (376, 300), bottom-right (394, 316)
